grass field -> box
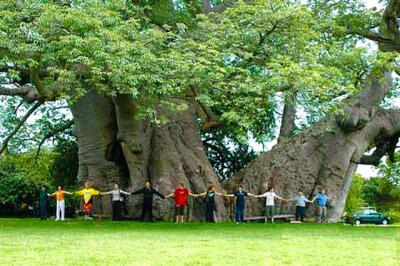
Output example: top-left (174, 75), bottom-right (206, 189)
top-left (0, 219), bottom-right (398, 266)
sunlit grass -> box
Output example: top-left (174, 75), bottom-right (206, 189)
top-left (0, 219), bottom-right (398, 265)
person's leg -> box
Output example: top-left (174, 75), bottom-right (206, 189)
top-left (112, 201), bottom-right (117, 221)
top-left (239, 207), bottom-right (245, 223)
top-left (270, 206), bottom-right (275, 223)
top-left (40, 204), bottom-right (45, 220)
top-left (295, 206), bottom-right (300, 221)
top-left (322, 206), bottom-right (327, 223)
top-left (318, 206), bottom-right (323, 223)
top-left (60, 200), bottom-right (65, 221)
top-left (118, 201), bottom-right (122, 221)
top-left (235, 208), bottom-right (240, 223)
top-left (300, 207), bottom-right (305, 222)
top-left (56, 201), bottom-right (60, 221)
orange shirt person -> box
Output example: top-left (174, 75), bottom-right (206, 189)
top-left (48, 186), bottom-right (73, 221)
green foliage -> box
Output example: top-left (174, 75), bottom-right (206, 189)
top-left (1, 0), bottom-right (390, 144)
top-left (0, 150), bottom-right (56, 183)
top-left (0, 172), bottom-right (39, 206)
top-left (201, 128), bottom-right (259, 180)
top-left (346, 173), bottom-right (400, 219)
top-left (379, 152), bottom-right (400, 185)
top-left (48, 137), bottom-right (79, 188)
top-left (344, 173), bottom-right (364, 215)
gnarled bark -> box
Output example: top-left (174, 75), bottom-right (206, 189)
top-left (226, 73), bottom-right (400, 221)
top-left (71, 93), bottom-right (228, 221)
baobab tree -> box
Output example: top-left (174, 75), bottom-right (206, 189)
top-left (1, 0), bottom-right (399, 221)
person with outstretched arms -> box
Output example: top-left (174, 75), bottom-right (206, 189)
top-left (131, 181), bottom-right (165, 222)
top-left (101, 184), bottom-right (130, 221)
top-left (226, 185), bottom-right (256, 224)
top-left (75, 181), bottom-right (101, 219)
top-left (254, 187), bottom-right (287, 223)
top-left (197, 185), bottom-right (225, 223)
top-left (48, 186), bottom-right (73, 221)
top-left (166, 182), bottom-right (198, 224)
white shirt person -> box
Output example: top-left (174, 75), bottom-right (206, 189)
top-left (255, 187), bottom-right (287, 222)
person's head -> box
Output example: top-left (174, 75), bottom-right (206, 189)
top-left (114, 184), bottom-right (119, 190)
top-left (179, 182), bottom-right (185, 188)
top-left (208, 185), bottom-right (215, 192)
top-left (298, 189), bottom-right (303, 195)
top-left (85, 181), bottom-right (89, 188)
top-left (321, 188), bottom-right (326, 194)
top-left (145, 181), bottom-right (151, 188)
top-left (237, 185), bottom-right (243, 192)
top-left (57, 186), bottom-right (62, 191)
top-left (268, 187), bottom-right (274, 192)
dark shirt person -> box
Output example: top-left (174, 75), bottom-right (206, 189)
top-left (131, 181), bottom-right (165, 221)
top-left (226, 186), bottom-right (255, 224)
top-left (39, 186), bottom-right (48, 220)
top-left (197, 185), bottom-right (224, 223)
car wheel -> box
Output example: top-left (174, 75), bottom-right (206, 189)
top-left (382, 219), bottom-right (388, 225)
top-left (354, 219), bottom-right (361, 226)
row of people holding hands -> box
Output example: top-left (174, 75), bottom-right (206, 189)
top-left (41, 181), bottom-right (329, 223)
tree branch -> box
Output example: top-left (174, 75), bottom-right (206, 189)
top-left (337, 71), bottom-right (392, 132)
top-left (0, 101), bottom-right (44, 155)
top-left (35, 120), bottom-right (74, 162)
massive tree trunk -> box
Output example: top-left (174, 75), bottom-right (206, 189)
top-left (226, 72), bottom-right (400, 221)
top-left (70, 93), bottom-right (228, 221)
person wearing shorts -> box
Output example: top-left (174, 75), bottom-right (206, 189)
top-left (75, 181), bottom-right (101, 219)
top-left (166, 182), bottom-right (198, 223)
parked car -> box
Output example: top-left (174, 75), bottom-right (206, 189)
top-left (345, 209), bottom-right (391, 225)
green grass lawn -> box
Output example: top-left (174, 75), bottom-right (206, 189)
top-left (0, 219), bottom-right (398, 266)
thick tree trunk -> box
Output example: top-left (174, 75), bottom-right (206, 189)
top-left (226, 73), bottom-right (399, 222)
top-left (71, 93), bottom-right (228, 220)
top-left (70, 91), bottom-right (123, 215)
top-left (278, 92), bottom-right (297, 142)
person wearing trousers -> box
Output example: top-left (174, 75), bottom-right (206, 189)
top-left (39, 186), bottom-right (49, 220)
top-left (101, 184), bottom-right (130, 221)
top-left (226, 186), bottom-right (255, 224)
top-left (132, 181), bottom-right (165, 221)
top-left (49, 186), bottom-right (73, 221)
top-left (197, 185), bottom-right (224, 223)
top-left (291, 189), bottom-right (312, 222)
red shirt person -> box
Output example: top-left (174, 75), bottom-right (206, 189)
top-left (174, 187), bottom-right (189, 207)
top-left (166, 182), bottom-right (198, 223)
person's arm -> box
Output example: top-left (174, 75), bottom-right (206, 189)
top-left (151, 189), bottom-right (165, 199)
top-left (120, 190), bottom-right (130, 196)
top-left (305, 196), bottom-right (313, 203)
top-left (189, 192), bottom-right (198, 197)
top-left (215, 192), bottom-right (225, 196)
top-left (75, 189), bottom-right (84, 196)
top-left (91, 188), bottom-right (101, 196)
top-left (100, 191), bottom-right (113, 196)
top-left (131, 188), bottom-right (144, 195)
top-left (225, 194), bottom-right (235, 197)
top-left (247, 192), bottom-right (256, 197)
top-left (311, 196), bottom-right (317, 203)
top-left (48, 192), bottom-right (56, 197)
top-left (254, 192), bottom-right (267, 198)
top-left (198, 192), bottom-right (207, 197)
top-left (165, 193), bottom-right (174, 198)
top-left (65, 191), bottom-right (73, 195)
top-left (275, 193), bottom-right (287, 201)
